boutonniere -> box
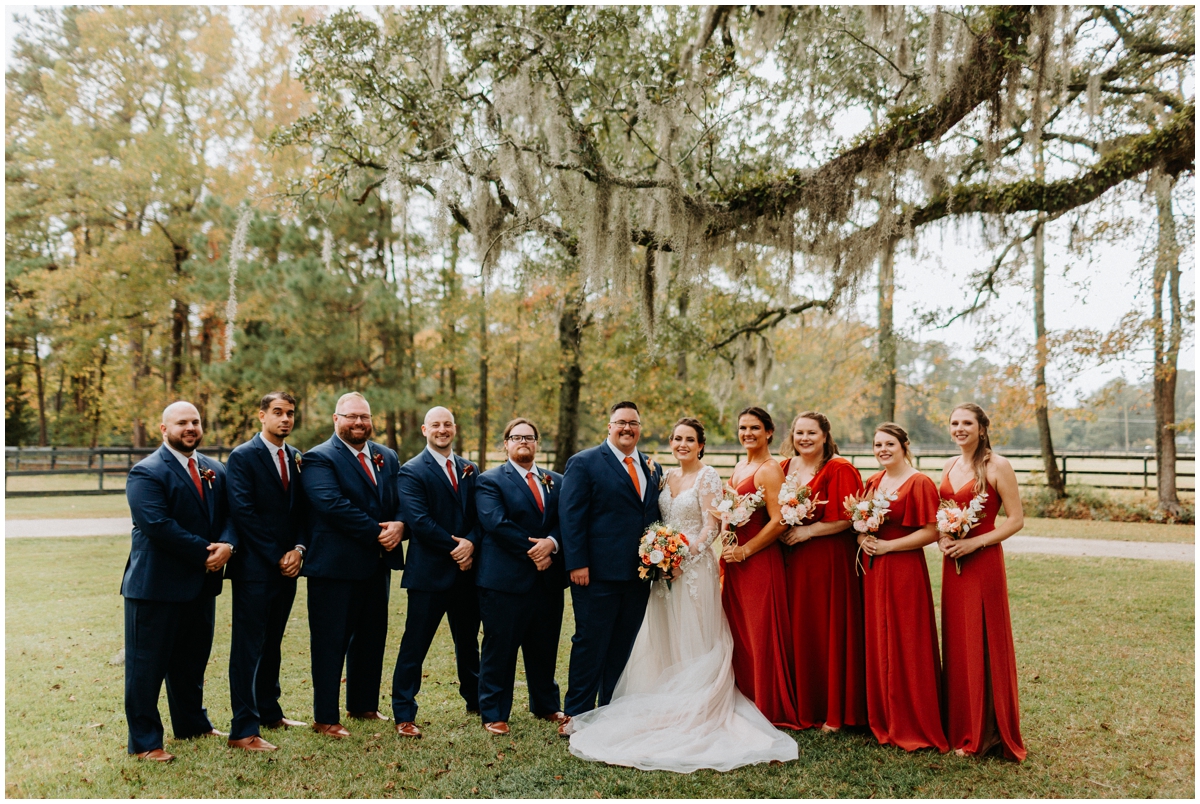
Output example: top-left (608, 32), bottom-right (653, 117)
top-left (538, 472), bottom-right (554, 491)
top-left (293, 452), bottom-right (303, 473)
top-left (461, 463), bottom-right (475, 479)
top-left (646, 457), bottom-right (661, 478)
top-left (371, 450), bottom-right (385, 472)
top-left (199, 467), bottom-right (216, 488)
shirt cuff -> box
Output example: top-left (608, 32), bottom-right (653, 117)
top-left (548, 536), bottom-right (559, 554)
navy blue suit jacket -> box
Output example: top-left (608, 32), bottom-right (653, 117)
top-left (225, 433), bottom-right (309, 583)
top-left (559, 442), bottom-right (663, 583)
top-left (300, 436), bottom-right (404, 581)
top-left (475, 463), bottom-right (567, 594)
top-left (121, 445), bottom-right (237, 602)
top-left (397, 449), bottom-right (480, 592)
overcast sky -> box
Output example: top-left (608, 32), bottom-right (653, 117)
top-left (6, 6), bottom-right (1193, 404)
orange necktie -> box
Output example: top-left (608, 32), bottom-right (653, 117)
top-left (357, 451), bottom-right (377, 486)
top-left (624, 456), bottom-right (641, 496)
top-left (526, 471), bottom-right (545, 512)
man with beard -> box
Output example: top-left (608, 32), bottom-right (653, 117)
top-left (122, 401), bottom-right (238, 762)
top-left (390, 406), bottom-right (481, 738)
top-left (224, 391), bottom-right (309, 752)
top-left (300, 392), bottom-right (405, 738)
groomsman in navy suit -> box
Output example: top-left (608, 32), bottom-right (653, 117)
top-left (224, 391), bottom-right (309, 752)
top-left (121, 401), bottom-right (237, 762)
top-left (558, 401), bottom-right (662, 732)
top-left (391, 406), bottom-right (481, 738)
top-left (300, 392), bottom-right (405, 738)
top-left (474, 418), bottom-right (568, 736)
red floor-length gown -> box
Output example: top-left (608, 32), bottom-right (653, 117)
top-left (721, 472), bottom-right (800, 729)
top-left (861, 471), bottom-right (949, 752)
top-left (939, 468), bottom-right (1027, 761)
top-left (781, 455), bottom-right (867, 730)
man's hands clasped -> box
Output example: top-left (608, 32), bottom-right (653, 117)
top-left (450, 536), bottom-right (474, 571)
top-left (377, 520), bottom-right (405, 551)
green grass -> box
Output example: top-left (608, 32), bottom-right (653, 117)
top-left (5, 536), bottom-right (1193, 798)
top-left (1005, 517), bottom-right (1195, 544)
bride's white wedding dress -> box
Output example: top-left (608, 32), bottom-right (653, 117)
top-left (567, 465), bottom-right (798, 772)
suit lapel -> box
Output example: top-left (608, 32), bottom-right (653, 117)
top-left (599, 442), bottom-right (642, 504)
top-left (161, 446), bottom-right (206, 508)
top-left (333, 437), bottom-right (379, 498)
top-left (453, 455), bottom-right (470, 512)
top-left (639, 451), bottom-right (659, 513)
top-left (252, 433), bottom-right (288, 494)
top-left (504, 463), bottom-right (544, 521)
top-left (198, 455), bottom-right (217, 522)
top-left (285, 444), bottom-right (299, 509)
top-left (424, 449), bottom-right (459, 498)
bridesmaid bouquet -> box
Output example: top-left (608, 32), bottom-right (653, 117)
top-left (937, 491), bottom-right (988, 575)
top-left (638, 523), bottom-right (691, 588)
top-left (844, 489), bottom-right (898, 571)
top-left (711, 484), bottom-right (765, 548)
top-left (778, 479), bottom-right (825, 526)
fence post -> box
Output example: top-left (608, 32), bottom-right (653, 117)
top-left (98, 451), bottom-right (105, 491)
top-left (1143, 456), bottom-right (1149, 492)
top-left (51, 446), bottom-right (57, 470)
top-left (1061, 456), bottom-right (1068, 487)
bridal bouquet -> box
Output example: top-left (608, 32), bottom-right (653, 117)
top-left (711, 484), bottom-right (765, 548)
top-left (937, 491), bottom-right (988, 575)
top-left (778, 479), bottom-right (825, 526)
top-left (638, 523), bottom-right (691, 588)
top-left (844, 488), bottom-right (898, 570)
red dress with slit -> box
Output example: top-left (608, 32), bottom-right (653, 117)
top-left (939, 469), bottom-right (1027, 761)
top-left (781, 456), bottom-right (867, 730)
top-left (861, 471), bottom-right (949, 752)
top-left (721, 472), bottom-right (800, 729)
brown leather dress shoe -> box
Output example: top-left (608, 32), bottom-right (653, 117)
top-left (483, 721), bottom-right (510, 736)
top-left (394, 721), bottom-right (422, 738)
top-left (312, 722), bottom-right (351, 738)
top-left (346, 710), bottom-right (389, 721)
top-left (134, 748), bottom-right (175, 762)
top-left (263, 717), bottom-right (308, 729)
top-left (227, 735), bottom-right (278, 752)
top-left (556, 716), bottom-right (573, 739)
top-left (539, 711), bottom-right (569, 724)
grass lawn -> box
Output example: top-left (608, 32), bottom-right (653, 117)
top-left (1005, 517), bottom-right (1195, 544)
top-left (5, 536), bottom-right (1193, 798)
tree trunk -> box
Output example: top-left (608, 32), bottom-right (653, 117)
top-left (553, 285), bottom-right (585, 473)
top-left (676, 290), bottom-right (689, 382)
top-left (1032, 214), bottom-right (1066, 497)
top-left (1151, 168), bottom-right (1181, 513)
top-left (131, 323), bottom-right (146, 447)
top-left (386, 409), bottom-right (399, 452)
top-left (32, 334), bottom-right (48, 447)
top-left (877, 235), bottom-right (898, 422)
top-left (169, 297), bottom-right (187, 395)
top-left (477, 283), bottom-right (489, 470)
top-left (90, 346), bottom-right (108, 449)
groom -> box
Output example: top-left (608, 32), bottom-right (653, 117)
top-left (559, 401), bottom-right (662, 731)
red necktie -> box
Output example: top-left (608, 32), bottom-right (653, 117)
top-left (357, 451), bottom-right (377, 486)
top-left (526, 471), bottom-right (545, 512)
top-left (624, 456), bottom-right (641, 496)
top-left (188, 457), bottom-right (204, 499)
top-left (277, 449), bottom-right (289, 491)
top-left (447, 459), bottom-right (459, 493)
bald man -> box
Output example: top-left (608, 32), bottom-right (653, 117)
top-left (121, 401), bottom-right (238, 762)
top-left (390, 406), bottom-right (482, 737)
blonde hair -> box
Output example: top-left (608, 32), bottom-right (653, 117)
top-left (951, 403), bottom-right (993, 493)
top-left (335, 391), bottom-right (369, 413)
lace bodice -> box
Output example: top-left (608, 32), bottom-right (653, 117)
top-left (656, 465), bottom-right (723, 598)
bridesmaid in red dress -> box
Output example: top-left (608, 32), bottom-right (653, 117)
top-left (938, 404), bottom-right (1027, 761)
top-left (778, 411), bottom-right (867, 732)
top-left (858, 422), bottom-right (948, 752)
top-left (719, 406), bottom-right (800, 729)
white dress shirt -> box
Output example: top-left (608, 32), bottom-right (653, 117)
top-left (509, 458), bottom-right (558, 553)
top-left (605, 439), bottom-right (646, 500)
top-left (260, 433), bottom-right (290, 485)
top-left (338, 435), bottom-right (376, 482)
top-left (426, 445), bottom-right (459, 487)
top-left (164, 442), bottom-right (200, 474)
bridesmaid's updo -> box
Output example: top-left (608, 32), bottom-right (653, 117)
top-left (874, 421), bottom-right (914, 466)
top-left (671, 417), bottom-right (706, 458)
top-left (736, 406), bottom-right (775, 444)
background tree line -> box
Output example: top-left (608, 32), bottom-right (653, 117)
top-left (5, 6), bottom-right (1194, 512)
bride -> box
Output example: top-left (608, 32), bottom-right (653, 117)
top-left (566, 417), bottom-right (798, 772)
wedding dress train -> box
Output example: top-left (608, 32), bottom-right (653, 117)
top-left (567, 465), bottom-right (798, 772)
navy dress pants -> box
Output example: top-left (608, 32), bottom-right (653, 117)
top-left (124, 595), bottom-right (216, 753)
top-left (477, 584), bottom-right (564, 723)
top-left (391, 572), bottom-right (481, 722)
top-left (228, 577), bottom-right (297, 739)
top-left (306, 567), bottom-right (391, 725)
top-left (563, 579), bottom-right (650, 715)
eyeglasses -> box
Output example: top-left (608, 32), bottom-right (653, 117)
top-left (507, 435), bottom-right (538, 443)
top-left (609, 420), bottom-right (641, 429)
top-left (335, 413), bottom-right (372, 423)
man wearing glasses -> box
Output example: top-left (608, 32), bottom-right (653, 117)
top-left (557, 401), bottom-right (663, 732)
top-left (299, 392), bottom-right (405, 738)
top-left (474, 418), bottom-right (568, 736)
